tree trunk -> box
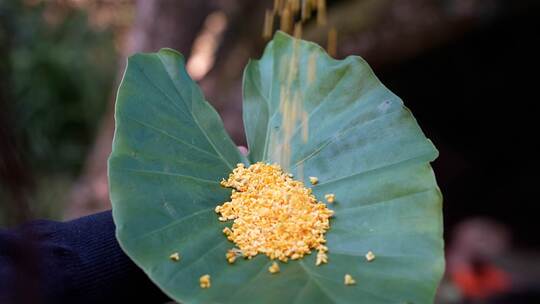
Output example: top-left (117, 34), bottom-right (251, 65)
top-left (65, 0), bottom-right (213, 219)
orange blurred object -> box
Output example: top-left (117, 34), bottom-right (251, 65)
top-left (451, 264), bottom-right (511, 300)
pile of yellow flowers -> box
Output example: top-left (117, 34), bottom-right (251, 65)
top-left (216, 162), bottom-right (334, 263)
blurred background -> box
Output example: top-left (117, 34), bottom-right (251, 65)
top-left (1, 0), bottom-right (539, 303)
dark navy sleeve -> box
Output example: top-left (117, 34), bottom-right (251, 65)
top-left (0, 211), bottom-right (170, 304)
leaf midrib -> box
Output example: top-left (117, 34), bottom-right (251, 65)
top-left (133, 207), bottom-right (214, 242)
top-left (131, 56), bottom-right (234, 171)
top-left (124, 114), bottom-right (223, 160)
top-left (157, 53), bottom-right (235, 170)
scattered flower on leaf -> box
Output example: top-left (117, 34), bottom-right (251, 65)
top-left (226, 249), bottom-right (241, 264)
top-left (316, 249), bottom-right (328, 266)
top-left (268, 262), bottom-right (280, 274)
top-left (324, 193), bottom-right (335, 203)
top-left (344, 274), bottom-right (356, 285)
top-left (365, 250), bottom-right (376, 262)
top-left (169, 252), bottom-right (180, 262)
top-left (199, 274), bottom-right (211, 289)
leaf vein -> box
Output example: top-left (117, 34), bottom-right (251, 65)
top-left (131, 57), bottom-right (234, 171)
top-left (315, 153), bottom-right (434, 187)
top-left (121, 168), bottom-right (219, 184)
top-left (124, 115), bottom-right (221, 159)
top-left (156, 53), bottom-right (235, 171)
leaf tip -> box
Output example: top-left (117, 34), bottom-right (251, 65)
top-left (158, 48), bottom-right (186, 63)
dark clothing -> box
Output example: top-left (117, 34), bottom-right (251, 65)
top-left (0, 211), bottom-right (170, 304)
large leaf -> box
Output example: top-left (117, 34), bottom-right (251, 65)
top-left (110, 32), bottom-right (444, 304)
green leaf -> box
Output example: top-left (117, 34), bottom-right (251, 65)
top-left (110, 33), bottom-right (444, 304)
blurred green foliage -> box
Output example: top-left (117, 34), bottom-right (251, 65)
top-left (0, 0), bottom-right (118, 224)
top-left (2, 1), bottom-right (117, 173)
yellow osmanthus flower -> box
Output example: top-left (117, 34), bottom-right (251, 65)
top-left (169, 252), bottom-right (180, 262)
top-left (268, 262), bottom-right (280, 274)
top-left (324, 193), bottom-right (335, 204)
top-left (225, 248), bottom-right (243, 264)
top-left (344, 274), bottom-right (356, 285)
top-left (365, 250), bottom-right (376, 262)
top-left (216, 162), bottom-right (334, 263)
top-left (315, 248), bottom-right (328, 266)
top-left (226, 249), bottom-right (237, 264)
top-left (199, 274), bottom-right (211, 289)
